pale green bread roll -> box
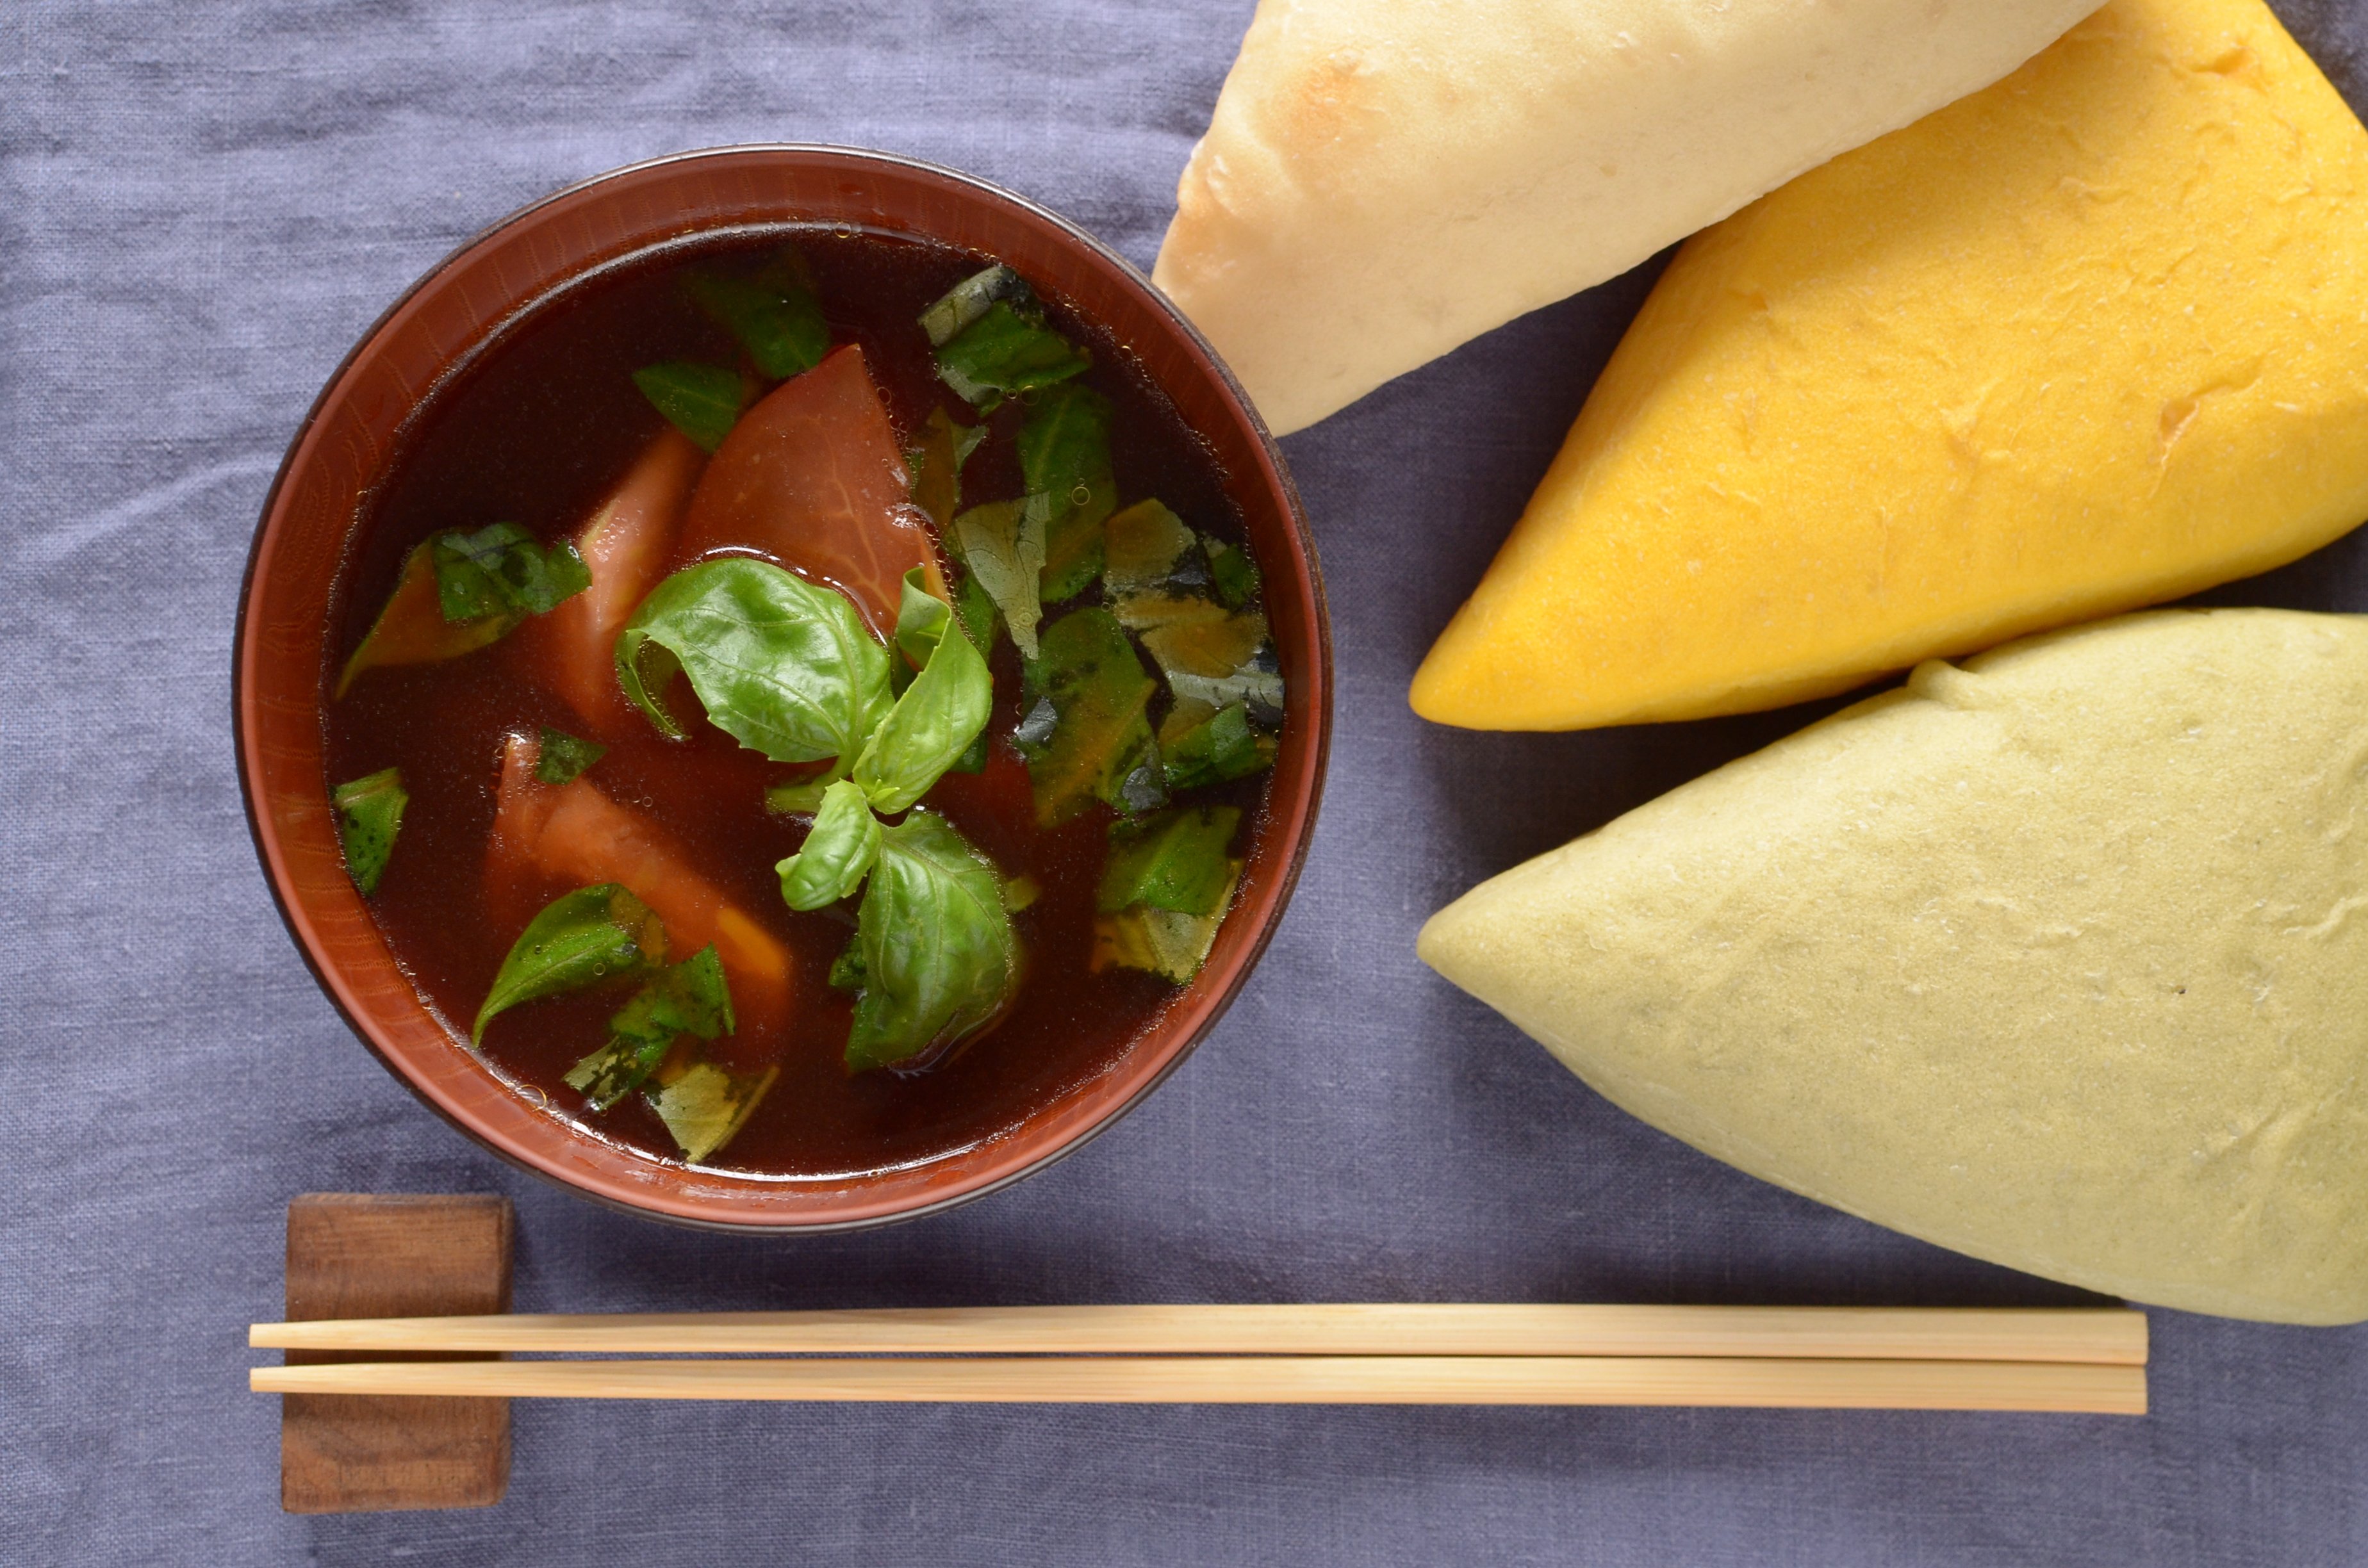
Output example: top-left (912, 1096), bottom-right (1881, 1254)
top-left (1420, 608), bottom-right (2368, 1323)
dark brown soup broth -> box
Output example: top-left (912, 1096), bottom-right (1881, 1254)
top-left (325, 227), bottom-right (1272, 1179)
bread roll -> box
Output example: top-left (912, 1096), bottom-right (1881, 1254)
top-left (1152, 0), bottom-right (2100, 434)
top-left (1420, 610), bottom-right (2368, 1323)
top-left (1411, 0), bottom-right (2368, 732)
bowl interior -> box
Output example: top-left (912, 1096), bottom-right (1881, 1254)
top-left (237, 146), bottom-right (1330, 1230)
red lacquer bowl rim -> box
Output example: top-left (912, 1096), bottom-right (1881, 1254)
top-left (233, 145), bottom-right (1332, 1232)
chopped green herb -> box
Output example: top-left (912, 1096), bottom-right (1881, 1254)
top-left (1137, 604), bottom-right (1270, 681)
top-left (632, 361), bottom-right (745, 452)
top-left (1016, 608), bottom-right (1163, 826)
top-left (827, 939), bottom-right (867, 993)
top-left (565, 946), bottom-right (736, 1111)
top-left (1092, 862), bottom-right (1241, 984)
top-left (1169, 644), bottom-right (1286, 730)
top-left (688, 268), bottom-right (829, 380)
top-left (951, 499), bottom-right (1047, 659)
top-left (1023, 387), bottom-right (1119, 603)
top-left (534, 726), bottom-right (607, 785)
top-left (951, 566), bottom-right (1000, 658)
top-left (919, 264), bottom-right (1033, 348)
top-left (1205, 538), bottom-right (1262, 610)
top-left (1003, 875), bottom-right (1041, 913)
top-left (473, 884), bottom-right (666, 1045)
top-left (845, 811), bottom-right (1017, 1072)
top-left (908, 406), bottom-right (984, 530)
top-left (336, 541), bottom-right (514, 696)
top-left (1039, 475), bottom-right (1115, 605)
top-left (1098, 806), bottom-right (1242, 915)
top-left (1159, 700), bottom-right (1274, 791)
top-left (616, 558), bottom-right (894, 766)
top-left (775, 778), bottom-right (883, 911)
top-left (331, 767), bottom-right (407, 895)
top-left (433, 523), bottom-right (591, 623)
top-left (933, 302), bottom-right (1091, 413)
top-left (648, 1061), bottom-right (778, 1163)
top-left (1102, 500), bottom-right (1199, 596)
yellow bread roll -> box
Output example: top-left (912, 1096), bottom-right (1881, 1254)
top-left (1151, 0), bottom-right (2097, 436)
top-left (1412, 0), bottom-right (2368, 732)
top-left (1420, 609), bottom-right (2368, 1323)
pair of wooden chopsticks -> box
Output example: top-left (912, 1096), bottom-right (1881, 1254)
top-left (249, 1303), bottom-right (2147, 1412)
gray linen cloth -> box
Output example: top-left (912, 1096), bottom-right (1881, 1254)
top-left (5, 2), bottom-right (2367, 1563)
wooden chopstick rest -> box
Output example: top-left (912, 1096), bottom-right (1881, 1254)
top-left (276, 1193), bottom-right (514, 1514)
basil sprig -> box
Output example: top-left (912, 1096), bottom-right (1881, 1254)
top-left (855, 574), bottom-right (993, 813)
top-left (616, 558), bottom-right (894, 766)
top-left (777, 779), bottom-right (884, 911)
top-left (473, 884), bottom-right (667, 1044)
top-left (845, 810), bottom-right (1018, 1072)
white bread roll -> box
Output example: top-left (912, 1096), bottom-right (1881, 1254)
top-left (1420, 610), bottom-right (2368, 1324)
top-left (1155, 0), bottom-right (2101, 434)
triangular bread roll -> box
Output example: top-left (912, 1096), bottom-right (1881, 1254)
top-left (1412, 0), bottom-right (2368, 731)
top-left (1151, 0), bottom-right (2100, 435)
top-left (1420, 609), bottom-right (2368, 1325)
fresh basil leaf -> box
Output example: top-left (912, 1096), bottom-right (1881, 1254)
top-left (951, 499), bottom-right (1047, 660)
top-left (336, 541), bottom-right (516, 696)
top-left (534, 726), bottom-right (607, 785)
top-left (565, 945), bottom-right (736, 1111)
top-left (648, 1062), bottom-right (778, 1163)
top-left (1205, 537), bottom-right (1262, 610)
top-left (1159, 700), bottom-right (1274, 791)
top-left (473, 883), bottom-right (667, 1044)
top-left (616, 558), bottom-right (894, 765)
top-left (919, 264), bottom-right (1033, 348)
top-left (688, 271), bottom-right (829, 380)
top-left (1099, 806), bottom-right (1242, 915)
top-left (827, 938), bottom-right (867, 993)
top-left (776, 778), bottom-right (884, 911)
top-left (845, 810), bottom-right (1017, 1072)
top-left (1101, 500), bottom-right (1199, 596)
top-left (632, 361), bottom-right (745, 452)
top-left (854, 585), bottom-right (994, 814)
top-left (1016, 608), bottom-right (1162, 826)
top-left (432, 523), bottom-right (591, 623)
top-left (331, 767), bottom-right (407, 895)
top-left (894, 567), bottom-right (955, 671)
top-left (934, 302), bottom-right (1091, 412)
top-left (908, 406), bottom-right (984, 530)
top-left (1090, 862), bottom-right (1241, 984)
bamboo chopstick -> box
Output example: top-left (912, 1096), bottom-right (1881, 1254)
top-left (249, 1303), bottom-right (2146, 1365)
top-left (248, 1354), bottom-right (2146, 1413)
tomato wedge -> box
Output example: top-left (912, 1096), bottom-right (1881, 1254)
top-left (675, 344), bottom-right (942, 635)
top-left (515, 428), bottom-right (704, 738)
top-left (488, 733), bottom-right (792, 1026)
